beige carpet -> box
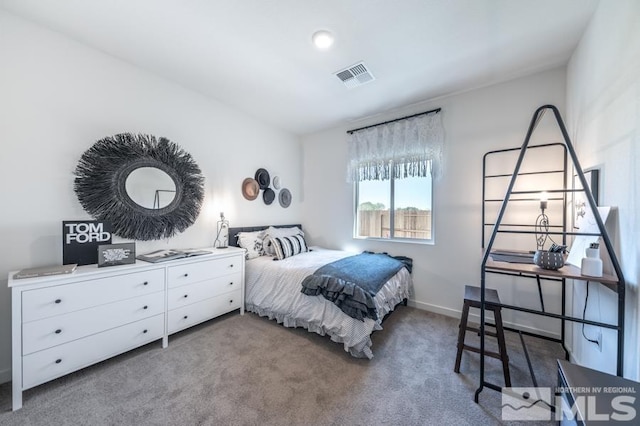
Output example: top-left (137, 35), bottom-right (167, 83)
top-left (0, 306), bottom-right (563, 425)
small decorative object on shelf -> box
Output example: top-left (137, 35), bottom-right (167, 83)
top-left (581, 242), bottom-right (603, 277)
top-left (533, 243), bottom-right (566, 270)
top-left (533, 250), bottom-right (564, 270)
top-left (214, 212), bottom-right (229, 249)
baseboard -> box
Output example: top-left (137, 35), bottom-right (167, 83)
top-left (0, 367), bottom-right (10, 385)
top-left (407, 299), bottom-right (460, 318)
top-left (468, 312), bottom-right (561, 340)
top-left (407, 299), bottom-right (561, 340)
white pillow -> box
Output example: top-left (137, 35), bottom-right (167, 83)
top-left (236, 230), bottom-right (265, 260)
top-left (263, 226), bottom-right (304, 256)
top-left (270, 235), bottom-right (308, 260)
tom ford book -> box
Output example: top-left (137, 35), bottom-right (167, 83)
top-left (63, 220), bottom-right (112, 266)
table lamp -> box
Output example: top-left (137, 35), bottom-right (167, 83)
top-left (214, 212), bottom-right (229, 249)
top-left (535, 192), bottom-right (549, 250)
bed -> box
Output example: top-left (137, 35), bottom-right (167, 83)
top-left (229, 225), bottom-right (412, 358)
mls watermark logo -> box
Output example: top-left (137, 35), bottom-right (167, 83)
top-left (502, 387), bottom-right (553, 421)
top-left (502, 386), bottom-right (638, 422)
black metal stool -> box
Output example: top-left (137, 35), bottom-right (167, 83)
top-left (454, 285), bottom-right (511, 387)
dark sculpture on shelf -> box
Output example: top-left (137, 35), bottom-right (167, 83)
top-left (74, 133), bottom-right (205, 241)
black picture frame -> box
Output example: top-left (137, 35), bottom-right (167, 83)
top-left (98, 243), bottom-right (136, 267)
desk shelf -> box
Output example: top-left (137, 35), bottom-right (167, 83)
top-left (475, 105), bottom-right (626, 404)
top-left (485, 257), bottom-right (619, 290)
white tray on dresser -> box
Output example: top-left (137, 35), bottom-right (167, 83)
top-left (8, 246), bottom-right (245, 411)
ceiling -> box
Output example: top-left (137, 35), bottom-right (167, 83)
top-left (0, 0), bottom-right (599, 135)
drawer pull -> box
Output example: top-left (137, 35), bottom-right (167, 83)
top-left (183, 315), bottom-right (188, 319)
top-left (143, 281), bottom-right (149, 286)
top-left (229, 282), bottom-right (233, 285)
top-left (143, 329), bottom-right (148, 334)
top-left (143, 305), bottom-right (148, 310)
top-left (184, 273), bottom-right (189, 277)
top-left (54, 299), bottom-right (62, 304)
top-left (229, 299), bottom-right (233, 304)
top-left (55, 359), bottom-right (62, 364)
top-left (183, 294), bottom-right (188, 298)
top-left (55, 329), bottom-right (62, 334)
top-left (229, 264), bottom-right (234, 268)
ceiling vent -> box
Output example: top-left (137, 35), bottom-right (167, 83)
top-left (334, 62), bottom-right (375, 89)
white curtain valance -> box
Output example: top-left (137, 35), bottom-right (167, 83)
top-left (346, 111), bottom-right (444, 182)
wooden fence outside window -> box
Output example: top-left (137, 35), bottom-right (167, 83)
top-left (358, 210), bottom-right (432, 239)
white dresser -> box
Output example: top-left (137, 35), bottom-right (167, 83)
top-left (8, 246), bottom-right (245, 410)
top-left (166, 256), bottom-right (243, 334)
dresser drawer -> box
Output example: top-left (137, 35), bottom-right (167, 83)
top-left (22, 269), bottom-right (164, 322)
top-left (22, 314), bottom-right (164, 390)
top-left (167, 256), bottom-right (240, 288)
top-left (168, 290), bottom-right (241, 334)
top-left (22, 291), bottom-right (164, 355)
top-left (167, 273), bottom-right (242, 310)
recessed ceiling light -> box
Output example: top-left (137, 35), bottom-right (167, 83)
top-left (312, 30), bottom-right (334, 50)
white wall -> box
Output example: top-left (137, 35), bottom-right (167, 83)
top-left (302, 68), bottom-right (568, 337)
top-left (565, 0), bottom-right (640, 379)
top-left (0, 11), bottom-right (302, 382)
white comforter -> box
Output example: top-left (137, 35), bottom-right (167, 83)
top-left (244, 247), bottom-right (411, 358)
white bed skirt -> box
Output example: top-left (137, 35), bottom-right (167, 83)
top-left (244, 247), bottom-right (412, 358)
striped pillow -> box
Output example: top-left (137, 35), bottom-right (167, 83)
top-left (263, 226), bottom-right (304, 256)
top-left (270, 235), bottom-right (308, 260)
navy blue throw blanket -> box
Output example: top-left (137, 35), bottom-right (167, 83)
top-left (300, 252), bottom-right (410, 321)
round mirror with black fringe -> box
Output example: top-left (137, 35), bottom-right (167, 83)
top-left (74, 133), bottom-right (205, 241)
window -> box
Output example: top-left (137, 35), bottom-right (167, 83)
top-left (355, 165), bottom-right (433, 241)
top-left (347, 109), bottom-right (443, 243)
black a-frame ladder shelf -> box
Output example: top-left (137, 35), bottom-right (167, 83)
top-left (475, 104), bottom-right (626, 402)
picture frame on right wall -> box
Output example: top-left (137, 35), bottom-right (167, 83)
top-left (572, 168), bottom-right (600, 230)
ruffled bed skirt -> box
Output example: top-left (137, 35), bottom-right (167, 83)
top-left (245, 303), bottom-right (378, 358)
top-left (245, 279), bottom-right (409, 359)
